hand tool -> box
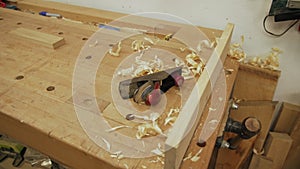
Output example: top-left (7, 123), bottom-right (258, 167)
top-left (119, 67), bottom-right (184, 105)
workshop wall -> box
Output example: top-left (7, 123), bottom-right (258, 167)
top-left (52, 0), bottom-right (300, 105)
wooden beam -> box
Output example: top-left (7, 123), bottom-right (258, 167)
top-left (248, 154), bottom-right (273, 169)
top-left (16, 0), bottom-right (223, 42)
top-left (9, 28), bottom-right (65, 49)
top-left (232, 63), bottom-right (281, 100)
top-left (164, 23), bottom-right (234, 169)
top-left (264, 132), bottom-right (293, 169)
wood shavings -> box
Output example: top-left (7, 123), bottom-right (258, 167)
top-left (164, 117), bottom-right (177, 126)
top-left (229, 36), bottom-right (280, 71)
top-left (229, 36), bottom-right (246, 62)
top-left (117, 66), bottom-right (134, 76)
top-left (183, 152), bottom-right (193, 161)
top-left (109, 41), bottom-right (122, 56)
top-left (245, 48), bottom-right (281, 71)
top-left (164, 108), bottom-right (180, 126)
top-left (89, 40), bottom-right (98, 47)
top-left (253, 148), bottom-right (264, 155)
top-left (151, 148), bottom-right (164, 157)
top-left (197, 40), bottom-right (213, 52)
top-left (209, 107), bottom-right (216, 111)
top-left (105, 125), bottom-right (132, 133)
top-left (164, 33), bottom-right (173, 41)
top-left (117, 54), bottom-right (163, 77)
top-left (150, 156), bottom-right (164, 165)
top-left (208, 119), bottom-right (218, 124)
top-left (190, 148), bottom-right (203, 162)
top-left (131, 40), bottom-right (146, 52)
top-left (141, 165), bottom-right (147, 169)
top-left (110, 151), bottom-right (124, 160)
top-left (144, 37), bottom-right (154, 44)
top-left (136, 120), bottom-right (164, 139)
top-left (101, 137), bottom-right (111, 151)
top-left (124, 164), bottom-right (129, 169)
top-left (185, 52), bottom-right (206, 77)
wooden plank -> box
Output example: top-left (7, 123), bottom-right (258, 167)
top-left (232, 63), bottom-right (281, 100)
top-left (281, 103), bottom-right (300, 169)
top-left (16, 0), bottom-right (223, 42)
top-left (274, 102), bottom-right (300, 134)
top-left (264, 132), bottom-right (293, 169)
top-left (164, 23), bottom-right (234, 169)
top-left (215, 101), bottom-right (278, 169)
top-left (248, 154), bottom-right (273, 169)
top-left (9, 28), bottom-right (65, 49)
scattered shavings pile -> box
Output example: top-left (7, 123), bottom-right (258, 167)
top-left (136, 113), bottom-right (165, 139)
top-left (228, 36), bottom-right (281, 71)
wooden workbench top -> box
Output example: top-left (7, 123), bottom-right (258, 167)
top-left (0, 2), bottom-right (237, 168)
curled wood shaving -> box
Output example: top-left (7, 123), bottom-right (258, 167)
top-left (197, 40), bottom-right (213, 52)
top-left (105, 125), bottom-right (132, 133)
top-left (208, 119), bottom-right (218, 124)
top-left (150, 156), bottom-right (164, 165)
top-left (89, 40), bottom-right (98, 47)
top-left (253, 148), bottom-right (265, 155)
top-left (144, 37), bottom-right (154, 44)
top-left (142, 165), bottom-right (147, 169)
top-left (190, 148), bottom-right (203, 162)
top-left (209, 107), bottom-right (216, 111)
top-left (124, 164), bottom-right (129, 169)
top-left (110, 151), bottom-right (124, 160)
top-left (101, 137), bottom-right (111, 151)
top-left (131, 40), bottom-right (148, 52)
top-left (117, 54), bottom-right (163, 77)
top-left (164, 33), bottom-right (173, 41)
top-left (164, 117), bottom-right (177, 126)
top-left (229, 36), bottom-right (280, 71)
top-left (245, 48), bottom-right (280, 71)
top-left (183, 152), bottom-right (193, 161)
top-left (117, 66), bottom-right (134, 76)
top-left (109, 41), bottom-right (122, 56)
top-left (229, 36), bottom-right (246, 62)
top-left (151, 148), bottom-right (165, 157)
top-left (164, 108), bottom-right (180, 126)
top-left (185, 52), bottom-right (206, 77)
top-left (136, 120), bottom-right (164, 139)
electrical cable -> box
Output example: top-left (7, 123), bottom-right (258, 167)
top-left (263, 15), bottom-right (299, 37)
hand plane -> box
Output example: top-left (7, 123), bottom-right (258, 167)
top-left (119, 67), bottom-right (184, 105)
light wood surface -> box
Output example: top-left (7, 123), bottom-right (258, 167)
top-left (232, 63), bottom-right (281, 100)
top-left (0, 1), bottom-right (234, 168)
top-left (264, 132), bottom-right (293, 169)
top-left (9, 27), bottom-right (65, 49)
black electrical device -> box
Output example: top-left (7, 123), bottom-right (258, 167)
top-left (269, 0), bottom-right (300, 21)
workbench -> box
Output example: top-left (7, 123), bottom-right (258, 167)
top-left (0, 1), bottom-right (238, 168)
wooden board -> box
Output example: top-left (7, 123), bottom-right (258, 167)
top-left (232, 63), bottom-right (281, 100)
top-left (276, 103), bottom-right (300, 169)
top-left (164, 23), bottom-right (234, 169)
top-left (274, 102), bottom-right (300, 134)
top-left (248, 154), bottom-right (273, 169)
top-left (0, 4), bottom-right (233, 169)
top-left (16, 0), bottom-right (223, 42)
top-left (9, 27), bottom-right (65, 49)
top-left (264, 132), bottom-right (293, 169)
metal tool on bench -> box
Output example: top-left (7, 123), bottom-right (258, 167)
top-left (0, 138), bottom-right (27, 167)
top-left (215, 117), bottom-right (261, 149)
top-left (119, 67), bottom-right (184, 105)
